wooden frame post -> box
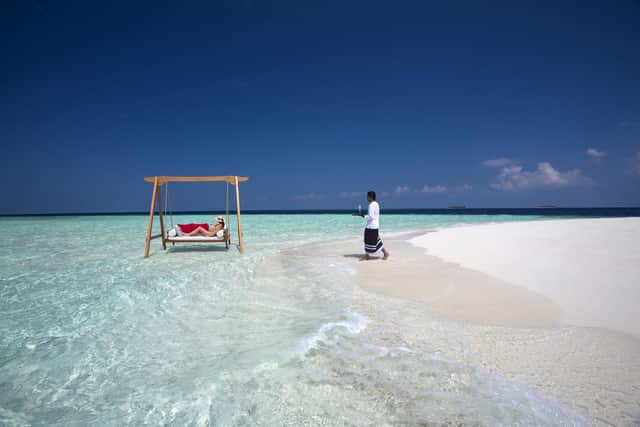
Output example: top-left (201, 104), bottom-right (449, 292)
top-left (156, 182), bottom-right (167, 250)
top-left (144, 176), bottom-right (159, 258)
top-left (235, 175), bottom-right (244, 253)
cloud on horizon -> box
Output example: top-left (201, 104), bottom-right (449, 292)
top-left (292, 192), bottom-right (324, 201)
top-left (338, 191), bottom-right (362, 199)
top-left (421, 184), bottom-right (447, 194)
top-left (587, 148), bottom-right (607, 162)
top-left (491, 162), bottom-right (592, 191)
top-left (384, 183), bottom-right (472, 196)
top-left (422, 183), bottom-right (472, 194)
top-left (394, 185), bottom-right (411, 195)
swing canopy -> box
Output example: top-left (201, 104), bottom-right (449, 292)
top-left (143, 175), bottom-right (249, 258)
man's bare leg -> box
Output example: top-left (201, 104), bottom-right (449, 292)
top-left (360, 254), bottom-right (371, 261)
top-left (382, 248), bottom-right (390, 260)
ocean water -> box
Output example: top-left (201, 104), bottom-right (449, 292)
top-left (0, 212), bottom-right (608, 426)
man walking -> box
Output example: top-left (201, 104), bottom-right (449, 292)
top-left (357, 191), bottom-right (390, 261)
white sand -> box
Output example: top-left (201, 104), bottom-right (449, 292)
top-left (285, 234), bottom-right (640, 425)
top-left (282, 228), bottom-right (640, 426)
top-left (410, 217), bottom-right (640, 338)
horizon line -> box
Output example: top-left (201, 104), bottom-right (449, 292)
top-left (1, 206), bottom-right (640, 218)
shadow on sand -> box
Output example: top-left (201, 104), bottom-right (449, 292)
top-left (343, 254), bottom-right (384, 260)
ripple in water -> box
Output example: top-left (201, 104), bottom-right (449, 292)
top-left (0, 215), bottom-right (589, 425)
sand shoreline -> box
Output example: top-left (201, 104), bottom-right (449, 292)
top-left (409, 217), bottom-right (640, 338)
top-left (354, 239), bottom-right (563, 329)
top-left (312, 218), bottom-right (640, 426)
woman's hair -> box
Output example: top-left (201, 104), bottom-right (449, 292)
top-left (367, 191), bottom-right (376, 201)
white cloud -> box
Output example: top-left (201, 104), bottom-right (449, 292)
top-left (482, 158), bottom-right (516, 168)
top-left (421, 184), bottom-right (447, 193)
top-left (587, 148), bottom-right (606, 162)
top-left (292, 192), bottom-right (324, 201)
top-left (383, 184), bottom-right (473, 195)
top-left (394, 185), bottom-right (411, 195)
top-left (491, 162), bottom-right (592, 191)
top-left (422, 184), bottom-right (472, 194)
top-left (338, 191), bottom-right (361, 199)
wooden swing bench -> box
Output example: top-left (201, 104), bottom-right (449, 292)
top-left (143, 175), bottom-right (249, 258)
top-left (165, 232), bottom-right (230, 245)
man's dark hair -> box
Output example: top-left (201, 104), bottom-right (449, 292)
top-left (367, 191), bottom-right (376, 201)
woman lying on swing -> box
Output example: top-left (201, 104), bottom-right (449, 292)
top-left (179, 216), bottom-right (225, 237)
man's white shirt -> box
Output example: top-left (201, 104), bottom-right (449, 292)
top-left (365, 201), bottom-right (380, 229)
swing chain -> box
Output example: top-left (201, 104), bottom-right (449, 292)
top-left (164, 181), bottom-right (174, 229)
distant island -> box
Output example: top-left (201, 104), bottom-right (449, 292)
top-left (448, 206), bottom-right (466, 209)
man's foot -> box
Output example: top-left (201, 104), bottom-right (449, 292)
top-left (383, 250), bottom-right (390, 260)
top-left (360, 254), bottom-right (371, 261)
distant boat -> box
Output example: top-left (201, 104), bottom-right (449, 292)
top-left (448, 206), bottom-right (466, 209)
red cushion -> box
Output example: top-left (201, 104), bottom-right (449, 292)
top-left (177, 223), bottom-right (210, 233)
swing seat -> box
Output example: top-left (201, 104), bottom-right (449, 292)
top-left (166, 236), bottom-right (226, 242)
top-left (165, 228), bottom-right (231, 248)
top-left (167, 225), bottom-right (225, 238)
top-left (143, 176), bottom-right (248, 258)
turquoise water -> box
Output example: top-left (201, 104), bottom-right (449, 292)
top-left (0, 214), bottom-right (587, 426)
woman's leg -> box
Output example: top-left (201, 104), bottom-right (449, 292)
top-left (186, 226), bottom-right (209, 236)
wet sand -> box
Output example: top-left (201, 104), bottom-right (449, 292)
top-left (353, 238), bottom-right (562, 328)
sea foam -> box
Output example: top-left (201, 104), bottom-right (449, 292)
top-left (297, 309), bottom-right (369, 358)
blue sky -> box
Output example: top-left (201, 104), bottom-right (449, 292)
top-left (2, 0), bottom-right (639, 213)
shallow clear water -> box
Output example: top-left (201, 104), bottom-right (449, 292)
top-left (0, 214), bottom-right (588, 425)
